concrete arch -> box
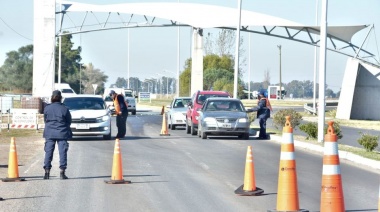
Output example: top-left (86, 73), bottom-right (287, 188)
top-left (33, 1), bottom-right (379, 120)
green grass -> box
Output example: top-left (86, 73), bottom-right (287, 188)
top-left (0, 129), bottom-right (43, 143)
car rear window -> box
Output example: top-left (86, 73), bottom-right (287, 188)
top-left (63, 98), bottom-right (106, 110)
top-left (196, 94), bottom-right (229, 104)
top-left (204, 100), bottom-right (244, 112)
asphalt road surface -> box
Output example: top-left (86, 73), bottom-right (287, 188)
top-left (0, 110), bottom-right (379, 211)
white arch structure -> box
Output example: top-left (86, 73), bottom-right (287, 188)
top-left (33, 0), bottom-right (379, 120)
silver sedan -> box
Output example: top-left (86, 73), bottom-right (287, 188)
top-left (197, 98), bottom-right (250, 139)
top-left (166, 97), bottom-right (192, 130)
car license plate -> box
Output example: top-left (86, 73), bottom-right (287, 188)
top-left (76, 124), bottom-right (89, 129)
top-left (221, 123), bottom-right (231, 128)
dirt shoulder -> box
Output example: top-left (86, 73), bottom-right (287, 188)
top-left (0, 130), bottom-right (45, 177)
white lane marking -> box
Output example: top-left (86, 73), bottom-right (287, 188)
top-left (24, 159), bottom-right (40, 174)
top-left (199, 162), bottom-right (209, 170)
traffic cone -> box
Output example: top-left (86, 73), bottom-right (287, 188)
top-left (268, 116), bottom-right (308, 212)
top-left (160, 105), bottom-right (164, 115)
top-left (320, 121), bottom-right (345, 211)
top-left (1, 137), bottom-right (25, 182)
top-left (159, 113), bottom-right (170, 136)
top-left (105, 139), bottom-right (131, 184)
top-left (234, 146), bottom-right (264, 196)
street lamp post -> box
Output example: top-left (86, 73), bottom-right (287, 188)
top-left (79, 63), bottom-right (83, 94)
top-left (277, 45), bottom-right (282, 99)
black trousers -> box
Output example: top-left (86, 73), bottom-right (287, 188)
top-left (258, 117), bottom-right (267, 138)
top-left (116, 112), bottom-right (128, 138)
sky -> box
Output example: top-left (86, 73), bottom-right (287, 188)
top-left (0, 0), bottom-right (379, 93)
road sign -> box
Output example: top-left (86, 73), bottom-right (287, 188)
top-left (92, 84), bottom-right (98, 94)
top-left (138, 92), bottom-right (151, 103)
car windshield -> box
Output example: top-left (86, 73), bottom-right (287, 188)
top-left (173, 98), bottom-right (191, 108)
top-left (197, 94), bottom-right (229, 104)
top-left (64, 97), bottom-right (106, 110)
top-left (204, 100), bottom-right (244, 112)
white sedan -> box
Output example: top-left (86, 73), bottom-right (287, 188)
top-left (166, 97), bottom-right (192, 130)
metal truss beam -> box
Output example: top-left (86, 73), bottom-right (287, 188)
top-left (57, 11), bottom-right (379, 68)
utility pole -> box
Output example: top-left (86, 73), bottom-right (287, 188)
top-left (277, 45), bottom-right (282, 99)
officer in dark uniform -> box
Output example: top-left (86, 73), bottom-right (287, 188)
top-left (43, 90), bottom-right (72, 180)
top-left (247, 91), bottom-right (272, 139)
top-left (109, 90), bottom-right (128, 139)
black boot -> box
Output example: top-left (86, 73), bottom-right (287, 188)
top-left (60, 170), bottom-right (68, 180)
top-left (43, 169), bottom-right (50, 180)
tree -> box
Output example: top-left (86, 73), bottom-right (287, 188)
top-left (0, 45), bottom-right (33, 93)
top-left (81, 63), bottom-right (108, 95)
top-left (263, 69), bottom-right (271, 89)
top-left (179, 59), bottom-right (192, 96)
top-left (115, 77), bottom-right (127, 88)
top-left (55, 33), bottom-right (82, 93)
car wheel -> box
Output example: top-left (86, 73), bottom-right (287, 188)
top-left (190, 121), bottom-right (197, 135)
top-left (132, 111), bottom-right (136, 115)
top-left (201, 130), bottom-right (207, 139)
top-left (186, 119), bottom-right (191, 134)
top-left (103, 127), bottom-right (112, 140)
top-left (171, 123), bottom-right (176, 130)
top-left (242, 133), bottom-right (250, 140)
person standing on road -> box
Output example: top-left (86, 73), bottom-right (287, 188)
top-left (110, 90), bottom-right (128, 139)
top-left (247, 91), bottom-right (272, 139)
top-left (43, 90), bottom-right (72, 180)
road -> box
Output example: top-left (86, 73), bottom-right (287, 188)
top-left (0, 109), bottom-right (379, 211)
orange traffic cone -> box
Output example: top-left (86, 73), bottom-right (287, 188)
top-left (320, 121), bottom-right (345, 211)
top-left (268, 116), bottom-right (307, 212)
top-left (160, 105), bottom-right (164, 115)
top-left (235, 146), bottom-right (263, 196)
top-left (1, 137), bottom-right (25, 182)
top-left (159, 113), bottom-right (170, 136)
top-left (105, 139), bottom-right (131, 184)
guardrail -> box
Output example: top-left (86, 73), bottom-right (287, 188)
top-left (303, 101), bottom-right (338, 115)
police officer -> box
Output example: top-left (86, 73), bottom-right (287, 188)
top-left (43, 90), bottom-right (72, 180)
top-left (109, 90), bottom-right (128, 139)
top-left (247, 91), bottom-right (272, 139)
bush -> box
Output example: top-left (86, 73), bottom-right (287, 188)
top-left (299, 121), bottom-right (343, 141)
top-left (357, 132), bottom-right (379, 152)
top-left (299, 122), bottom-right (318, 140)
top-left (272, 109), bottom-right (303, 129)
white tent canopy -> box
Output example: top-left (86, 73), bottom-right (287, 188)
top-left (60, 1), bottom-right (367, 43)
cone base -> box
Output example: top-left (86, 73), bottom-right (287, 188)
top-left (0, 197), bottom-right (3, 201)
top-left (234, 184), bottom-right (264, 196)
top-left (1, 177), bottom-right (25, 182)
top-left (104, 179), bottom-right (131, 184)
top-left (267, 209), bottom-right (309, 212)
top-left (159, 134), bottom-right (170, 136)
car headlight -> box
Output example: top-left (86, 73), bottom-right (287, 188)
top-left (238, 118), bottom-right (248, 123)
top-left (97, 115), bottom-right (110, 122)
top-left (204, 117), bottom-right (216, 123)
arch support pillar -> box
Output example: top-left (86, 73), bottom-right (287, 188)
top-left (190, 28), bottom-right (204, 95)
top-left (33, 0), bottom-right (56, 97)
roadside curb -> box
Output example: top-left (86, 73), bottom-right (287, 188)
top-left (269, 134), bottom-right (380, 170)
